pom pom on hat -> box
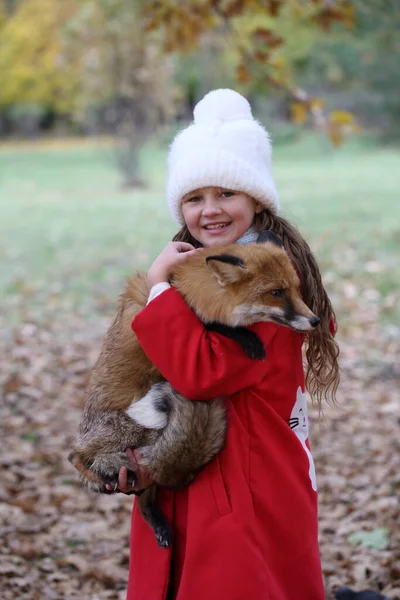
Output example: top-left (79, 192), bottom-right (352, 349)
top-left (194, 89), bottom-right (253, 124)
top-left (167, 89), bottom-right (280, 224)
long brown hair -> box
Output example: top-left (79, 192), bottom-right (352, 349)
top-left (173, 210), bottom-right (340, 406)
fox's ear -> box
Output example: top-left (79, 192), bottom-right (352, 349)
top-left (206, 254), bottom-right (246, 286)
top-left (257, 230), bottom-right (283, 247)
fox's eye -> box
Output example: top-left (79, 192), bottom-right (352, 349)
top-left (269, 289), bottom-right (284, 298)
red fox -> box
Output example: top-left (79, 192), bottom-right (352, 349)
top-left (69, 231), bottom-right (319, 547)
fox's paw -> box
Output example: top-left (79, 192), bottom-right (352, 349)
top-left (206, 323), bottom-right (265, 361)
top-left (154, 523), bottom-right (172, 549)
top-left (237, 330), bottom-right (265, 360)
top-left (87, 452), bottom-right (137, 493)
top-left (101, 469), bottom-right (137, 493)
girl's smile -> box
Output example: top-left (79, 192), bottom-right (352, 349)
top-left (202, 221), bottom-right (231, 234)
top-left (181, 186), bottom-right (263, 247)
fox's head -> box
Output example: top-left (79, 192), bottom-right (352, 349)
top-left (172, 231), bottom-right (319, 333)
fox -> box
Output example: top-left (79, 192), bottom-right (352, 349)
top-left (68, 231), bottom-right (320, 548)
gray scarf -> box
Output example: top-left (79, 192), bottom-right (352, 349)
top-left (236, 226), bottom-right (259, 245)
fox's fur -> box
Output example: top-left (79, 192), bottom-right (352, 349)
top-left (69, 233), bottom-right (319, 548)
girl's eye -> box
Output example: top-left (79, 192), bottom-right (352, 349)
top-left (269, 289), bottom-right (284, 298)
top-left (186, 196), bottom-right (202, 203)
top-left (220, 191), bottom-right (234, 198)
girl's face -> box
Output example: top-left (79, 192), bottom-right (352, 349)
top-left (181, 186), bottom-right (263, 247)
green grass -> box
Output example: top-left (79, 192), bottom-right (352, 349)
top-left (1, 134), bottom-right (399, 325)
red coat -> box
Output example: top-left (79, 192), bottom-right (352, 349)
top-left (127, 288), bottom-right (325, 600)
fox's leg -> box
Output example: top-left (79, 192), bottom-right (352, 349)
top-left (138, 485), bottom-right (172, 549)
top-left (206, 323), bottom-right (265, 360)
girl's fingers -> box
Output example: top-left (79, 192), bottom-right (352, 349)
top-left (104, 466), bottom-right (130, 493)
top-left (175, 242), bottom-right (195, 253)
top-left (128, 449), bottom-right (153, 489)
top-left (126, 447), bottom-right (138, 466)
top-left (104, 451), bottom-right (153, 493)
top-left (118, 466), bottom-right (129, 492)
top-left (137, 468), bottom-right (153, 489)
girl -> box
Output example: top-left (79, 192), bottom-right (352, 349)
top-left (118, 89), bottom-right (340, 600)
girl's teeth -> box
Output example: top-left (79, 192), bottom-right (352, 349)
top-left (206, 224), bottom-right (227, 230)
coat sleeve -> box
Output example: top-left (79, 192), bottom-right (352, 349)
top-left (131, 288), bottom-right (278, 401)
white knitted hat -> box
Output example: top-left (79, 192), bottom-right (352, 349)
top-left (167, 89), bottom-right (280, 224)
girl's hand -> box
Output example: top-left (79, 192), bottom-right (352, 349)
top-left (105, 448), bottom-right (153, 493)
top-left (147, 242), bottom-right (198, 288)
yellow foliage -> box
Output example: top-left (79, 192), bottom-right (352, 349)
top-left (236, 63), bottom-right (252, 83)
top-left (290, 102), bottom-right (308, 125)
top-left (340, 3), bottom-right (356, 30)
top-left (329, 110), bottom-right (355, 125)
top-left (0, 0), bottom-right (78, 110)
top-left (310, 97), bottom-right (325, 111)
top-left (327, 112), bottom-right (360, 146)
top-left (327, 123), bottom-right (343, 147)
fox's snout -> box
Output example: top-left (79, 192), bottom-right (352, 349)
top-left (278, 293), bottom-right (320, 332)
top-left (231, 295), bottom-right (320, 332)
top-left (288, 312), bottom-right (320, 332)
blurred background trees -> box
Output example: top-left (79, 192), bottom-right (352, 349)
top-left (0, 0), bottom-right (399, 184)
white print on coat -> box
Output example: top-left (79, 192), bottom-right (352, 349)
top-left (289, 387), bottom-right (317, 491)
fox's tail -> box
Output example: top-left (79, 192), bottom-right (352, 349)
top-left (126, 382), bottom-right (227, 488)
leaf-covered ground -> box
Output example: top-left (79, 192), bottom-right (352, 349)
top-left (2, 259), bottom-right (399, 600)
top-left (1, 139), bottom-right (399, 599)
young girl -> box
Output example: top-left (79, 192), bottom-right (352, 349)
top-left (118, 89), bottom-right (340, 600)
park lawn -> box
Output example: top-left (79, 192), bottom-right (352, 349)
top-left (0, 134), bottom-right (399, 326)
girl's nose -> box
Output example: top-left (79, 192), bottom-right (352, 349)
top-left (202, 197), bottom-right (222, 216)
